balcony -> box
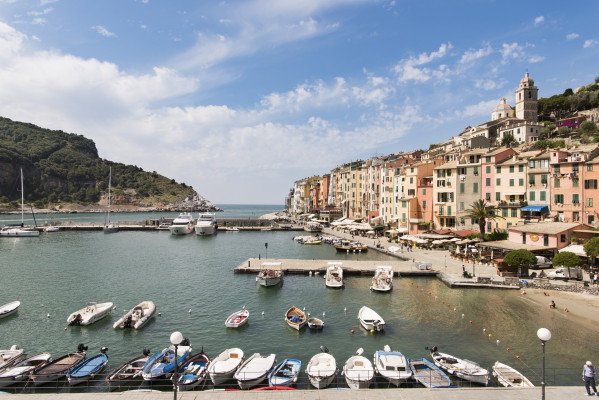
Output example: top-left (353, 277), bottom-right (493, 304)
top-left (497, 201), bottom-right (527, 208)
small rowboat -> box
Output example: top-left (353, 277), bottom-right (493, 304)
top-left (306, 346), bottom-right (337, 389)
top-left (342, 348), bottom-right (374, 389)
top-left (430, 346), bottom-right (488, 385)
top-left (225, 307), bottom-right (249, 328)
top-left (285, 307), bottom-right (306, 330)
top-left (0, 346), bottom-right (24, 371)
top-left (492, 361), bottom-right (534, 388)
top-left (234, 353), bottom-right (276, 390)
top-left (207, 348), bottom-right (244, 385)
top-left (30, 344), bottom-right (87, 386)
top-left (409, 358), bottom-right (452, 388)
top-left (0, 352), bottom-right (51, 387)
top-left (0, 301), bottom-right (20, 319)
top-left (105, 350), bottom-right (151, 390)
top-left (67, 348), bottom-right (109, 385)
top-left (268, 358), bottom-right (301, 387)
top-left (173, 349), bottom-right (211, 390)
top-left (307, 317), bottom-right (324, 330)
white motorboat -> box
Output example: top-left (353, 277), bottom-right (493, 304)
top-left (113, 301), bottom-right (156, 329)
top-left (492, 361), bottom-right (534, 388)
top-left (44, 226), bottom-right (59, 232)
top-left (207, 348), bottom-right (244, 385)
top-left (370, 266), bottom-right (393, 292)
top-left (141, 340), bottom-right (192, 381)
top-left (256, 263), bottom-right (283, 287)
top-left (0, 169), bottom-right (39, 238)
top-left (306, 347), bottom-right (337, 389)
top-left (0, 352), bottom-right (51, 387)
top-left (103, 166), bottom-right (118, 233)
top-left (169, 213), bottom-right (194, 235)
top-left (225, 307), bottom-right (249, 328)
top-left (373, 345), bottom-right (412, 386)
top-left (0, 301), bottom-right (20, 319)
top-left (430, 346), bottom-right (488, 385)
top-left (325, 262), bottom-right (343, 288)
top-left (195, 213), bottom-right (217, 236)
top-left (0, 346), bottom-right (24, 370)
top-left (67, 302), bottom-right (114, 326)
top-left (225, 227), bottom-right (239, 232)
top-left (233, 353), bottom-right (276, 390)
top-left (358, 306), bottom-right (385, 331)
top-left (342, 348), bottom-right (374, 389)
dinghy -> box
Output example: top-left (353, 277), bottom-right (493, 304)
top-left (430, 346), bottom-right (488, 385)
top-left (113, 301), bottom-right (156, 329)
top-left (30, 344), bottom-right (87, 386)
top-left (370, 266), bottom-right (393, 292)
top-left (141, 339), bottom-right (191, 381)
top-left (307, 317), bottom-right (324, 330)
top-left (492, 361), bottom-right (534, 388)
top-left (409, 358), bottom-right (452, 388)
top-left (285, 306), bottom-right (307, 330)
top-left (225, 307), bottom-right (249, 328)
top-left (342, 348), bottom-right (374, 389)
top-left (0, 352), bottom-right (51, 387)
top-left (306, 346), bottom-right (337, 389)
top-left (67, 348), bottom-right (109, 385)
top-left (325, 263), bottom-right (343, 288)
top-left (268, 358), bottom-right (301, 387)
top-left (207, 348), bottom-right (244, 385)
top-left (173, 349), bottom-right (211, 391)
top-left (105, 350), bottom-right (151, 390)
top-left (67, 302), bottom-right (114, 326)
top-left (234, 353), bottom-right (276, 390)
top-left (358, 306), bottom-right (385, 331)
top-left (0, 301), bottom-right (20, 319)
top-left (373, 345), bottom-right (412, 386)
top-left (0, 346), bottom-right (24, 371)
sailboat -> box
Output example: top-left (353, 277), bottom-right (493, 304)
top-left (103, 167), bottom-right (118, 233)
top-left (0, 168), bottom-right (39, 237)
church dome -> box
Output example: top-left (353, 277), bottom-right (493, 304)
top-left (492, 97), bottom-right (514, 120)
top-left (519, 72), bottom-right (534, 88)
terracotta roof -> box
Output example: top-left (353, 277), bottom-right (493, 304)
top-left (508, 222), bottom-right (583, 235)
top-left (477, 240), bottom-right (555, 251)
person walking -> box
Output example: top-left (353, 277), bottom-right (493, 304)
top-left (583, 360), bottom-right (598, 396)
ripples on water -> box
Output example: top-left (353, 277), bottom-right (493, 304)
top-left (0, 221), bottom-right (596, 390)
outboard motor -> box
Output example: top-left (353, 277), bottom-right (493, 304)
top-left (142, 348), bottom-right (151, 356)
top-left (77, 343), bottom-right (88, 353)
top-left (101, 347), bottom-right (109, 355)
top-left (124, 315), bottom-right (133, 328)
top-left (319, 345), bottom-right (329, 353)
top-left (69, 313), bottom-right (83, 326)
top-left (180, 338), bottom-right (191, 346)
top-left (431, 346), bottom-right (438, 355)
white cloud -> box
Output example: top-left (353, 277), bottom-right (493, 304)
top-left (91, 25), bottom-right (117, 38)
top-left (458, 99), bottom-right (498, 118)
top-left (27, 8), bottom-right (52, 16)
top-left (393, 43), bottom-right (453, 83)
top-left (475, 79), bottom-right (505, 90)
top-left (566, 33), bottom-right (579, 40)
top-left (534, 16), bottom-right (544, 26)
top-left (584, 39), bottom-right (599, 48)
top-left (458, 43), bottom-right (492, 64)
top-left (528, 55), bottom-right (544, 63)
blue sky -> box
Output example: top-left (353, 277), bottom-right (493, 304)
top-left (0, 1), bottom-right (598, 204)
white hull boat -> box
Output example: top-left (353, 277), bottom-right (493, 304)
top-left (0, 352), bottom-right (51, 387)
top-left (0, 169), bottom-right (39, 238)
top-left (430, 347), bottom-right (488, 385)
top-left (325, 264), bottom-right (343, 288)
top-left (492, 361), bottom-right (534, 388)
top-left (306, 348), bottom-right (337, 389)
top-left (67, 302), bottom-right (113, 326)
top-left (358, 306), bottom-right (385, 331)
top-left (103, 166), bottom-right (118, 234)
top-left (141, 341), bottom-right (192, 381)
top-left (373, 345), bottom-right (412, 386)
top-left (256, 263), bottom-right (283, 287)
top-left (195, 213), bottom-right (217, 236)
top-left (225, 307), bottom-right (249, 328)
top-left (370, 266), bottom-right (393, 292)
top-left (234, 353), bottom-right (276, 390)
top-left (173, 350), bottom-right (211, 391)
top-left (207, 348), bottom-right (244, 385)
top-left (0, 346), bottom-right (24, 371)
top-left (342, 348), bottom-right (374, 389)
top-left (169, 213), bottom-right (194, 235)
top-left (0, 301), bottom-right (20, 319)
top-left (113, 301), bottom-right (156, 329)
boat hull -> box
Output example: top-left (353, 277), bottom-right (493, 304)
top-left (106, 355), bottom-right (149, 391)
top-left (169, 225), bottom-right (194, 235)
top-left (113, 301), bottom-right (156, 329)
top-left (373, 351), bottom-right (411, 386)
top-left (285, 307), bottom-right (306, 330)
top-left (492, 361), bottom-right (534, 388)
top-left (0, 352), bottom-right (52, 387)
top-left (268, 359), bottom-right (301, 387)
top-left (195, 225), bottom-right (216, 236)
top-left (67, 302), bottom-right (113, 326)
top-left (306, 353), bottom-right (336, 389)
top-left (358, 306), bottom-right (385, 331)
top-left (0, 301), bottom-right (20, 319)
top-left (207, 348), bottom-right (244, 386)
top-left (234, 354), bottom-right (276, 390)
top-left (0, 229), bottom-right (39, 237)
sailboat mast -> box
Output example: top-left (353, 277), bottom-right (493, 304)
top-left (20, 168), bottom-right (24, 225)
top-left (107, 167), bottom-right (112, 224)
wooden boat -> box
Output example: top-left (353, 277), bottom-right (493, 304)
top-left (285, 306), bottom-right (306, 330)
top-left (358, 306), bottom-right (385, 331)
top-left (0, 301), bottom-right (20, 319)
top-left (430, 346), bottom-right (488, 385)
top-left (207, 348), bottom-right (244, 385)
top-left (113, 301), bottom-right (156, 329)
top-left (105, 350), bottom-right (151, 390)
top-left (0, 352), bottom-right (51, 387)
top-left (325, 263), bottom-right (343, 288)
top-left (67, 348), bottom-right (109, 385)
top-left (492, 361), bottom-right (534, 388)
top-left (30, 344), bottom-right (87, 386)
top-left (303, 239), bottom-right (322, 245)
top-left (67, 302), bottom-right (114, 326)
top-left (234, 353), bottom-right (276, 390)
top-left (370, 266), bottom-right (393, 292)
top-left (173, 349), bottom-right (211, 391)
top-left (225, 307), bottom-right (249, 328)
top-left (373, 345), bottom-right (412, 386)
top-left (0, 346), bottom-right (24, 371)
top-left (409, 358), bottom-right (452, 388)
top-left (141, 339), bottom-right (192, 381)
top-left (306, 346), bottom-right (337, 389)
top-left (307, 317), bottom-right (324, 330)
top-left (342, 348), bottom-right (374, 389)
top-left (268, 358), bottom-right (301, 387)
top-left (256, 263), bottom-right (283, 287)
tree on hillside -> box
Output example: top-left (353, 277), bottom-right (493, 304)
top-left (463, 200), bottom-right (503, 241)
top-left (552, 251), bottom-right (582, 268)
top-left (501, 132), bottom-right (516, 147)
top-left (584, 237), bottom-right (599, 268)
top-left (580, 120), bottom-right (599, 135)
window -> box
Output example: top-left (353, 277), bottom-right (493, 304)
top-left (540, 191), bottom-right (546, 201)
top-left (496, 192), bottom-right (500, 201)
top-left (560, 234), bottom-right (566, 243)
top-left (588, 164), bottom-right (594, 171)
top-left (585, 180), bottom-right (598, 189)
top-left (410, 177), bottom-right (413, 184)
top-left (486, 177), bottom-right (491, 186)
top-left (555, 165), bottom-right (560, 173)
top-left (529, 191), bottom-right (536, 201)
top-left (496, 178), bottom-right (501, 185)
top-left (511, 208), bottom-right (517, 217)
top-left (555, 179), bottom-right (560, 188)
top-left (529, 175), bottom-right (535, 185)
top-left (460, 183), bottom-right (465, 193)
top-left (509, 165), bottom-right (514, 173)
top-left (573, 194), bottom-right (580, 204)
top-left (519, 165), bottom-right (524, 172)
top-left (573, 212), bottom-right (580, 222)
top-left (473, 183), bottom-right (478, 193)
top-left (423, 201), bottom-right (427, 209)
top-left (486, 165), bottom-right (491, 173)
top-left (447, 206), bottom-right (452, 216)
top-left (573, 163), bottom-right (579, 172)
top-left (473, 167), bottom-right (478, 175)
top-left (485, 192), bottom-right (491, 201)
top-left (497, 166), bottom-right (502, 173)
top-left (487, 222), bottom-right (492, 232)
top-left (554, 194), bottom-right (564, 204)
top-left (573, 178), bottom-right (579, 187)
top-left (402, 201), bottom-right (407, 208)
top-left (541, 175), bottom-right (548, 185)
top-left (588, 198), bottom-right (594, 207)
top-left (502, 208), bottom-right (508, 217)
top-left (509, 179), bottom-right (514, 187)
top-left (486, 156), bottom-right (491, 163)
top-left (460, 202), bottom-right (464, 210)
top-left (519, 178), bottom-right (524, 186)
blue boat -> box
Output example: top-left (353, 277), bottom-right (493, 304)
top-left (172, 349), bottom-right (211, 391)
top-left (67, 348), bottom-right (108, 385)
top-left (268, 358), bottom-right (301, 387)
top-left (408, 358), bottom-right (453, 388)
top-left (141, 339), bottom-right (192, 381)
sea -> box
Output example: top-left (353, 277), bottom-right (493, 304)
top-left (0, 204), bottom-right (594, 392)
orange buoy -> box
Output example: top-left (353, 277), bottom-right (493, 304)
top-left (507, 348), bottom-right (510, 352)
top-left (516, 355), bottom-right (520, 359)
top-left (351, 329), bottom-right (355, 334)
top-left (469, 320), bottom-right (472, 324)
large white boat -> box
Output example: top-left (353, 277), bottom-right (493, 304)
top-left (342, 348), bottom-right (374, 389)
top-left (207, 348), bottom-right (244, 385)
top-left (373, 345), bottom-right (412, 386)
top-left (256, 263), bottom-right (283, 287)
top-left (0, 169), bottom-right (39, 238)
top-left (358, 306), bottom-right (385, 332)
top-left (194, 213), bottom-right (217, 236)
top-left (325, 262), bottom-right (343, 288)
top-left (168, 213), bottom-right (194, 235)
top-left (430, 346), bottom-right (488, 385)
top-left (113, 301), bottom-right (156, 329)
top-left (67, 302), bottom-right (114, 326)
top-left (306, 347), bottom-right (337, 389)
top-left (370, 266), bottom-right (393, 292)
top-left (233, 353), bottom-right (276, 390)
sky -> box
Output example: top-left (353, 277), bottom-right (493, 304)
top-left (0, 1), bottom-right (598, 204)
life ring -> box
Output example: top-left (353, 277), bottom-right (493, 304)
top-left (385, 278), bottom-right (391, 284)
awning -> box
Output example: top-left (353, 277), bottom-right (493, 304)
top-left (373, 224), bottom-right (385, 230)
top-left (520, 205), bottom-right (549, 213)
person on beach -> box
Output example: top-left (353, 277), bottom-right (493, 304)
top-left (549, 300), bottom-right (556, 309)
top-left (583, 361), bottom-right (598, 395)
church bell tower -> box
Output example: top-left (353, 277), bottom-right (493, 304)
top-left (515, 72), bottom-right (538, 122)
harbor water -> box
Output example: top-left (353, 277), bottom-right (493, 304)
top-left (0, 205), bottom-right (596, 391)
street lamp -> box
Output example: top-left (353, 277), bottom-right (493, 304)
top-left (537, 328), bottom-right (552, 400)
top-left (170, 331), bottom-right (183, 400)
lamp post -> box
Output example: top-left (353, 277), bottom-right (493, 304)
top-left (537, 328), bottom-right (552, 400)
top-left (170, 331), bottom-right (183, 400)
